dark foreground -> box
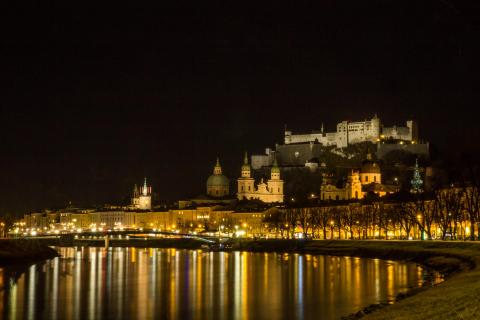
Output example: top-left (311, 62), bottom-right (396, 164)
top-left (0, 239), bottom-right (58, 266)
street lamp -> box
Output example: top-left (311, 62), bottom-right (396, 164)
top-left (219, 225), bottom-right (224, 238)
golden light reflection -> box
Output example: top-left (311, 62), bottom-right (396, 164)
top-left (27, 264), bottom-right (36, 320)
top-left (74, 249), bottom-right (82, 319)
top-left (88, 249), bottom-right (97, 319)
top-left (387, 262), bottom-right (394, 301)
top-left (241, 251), bottom-right (248, 320)
top-left (1, 248), bottom-right (441, 320)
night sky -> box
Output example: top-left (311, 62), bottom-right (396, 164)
top-left (1, 2), bottom-right (479, 214)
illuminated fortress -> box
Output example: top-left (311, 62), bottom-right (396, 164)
top-left (284, 114), bottom-right (418, 148)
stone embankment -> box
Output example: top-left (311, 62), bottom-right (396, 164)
top-left (0, 239), bottom-right (59, 266)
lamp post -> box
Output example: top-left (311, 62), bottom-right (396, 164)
top-left (219, 225), bottom-right (224, 238)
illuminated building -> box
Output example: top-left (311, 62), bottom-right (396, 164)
top-left (131, 178), bottom-right (152, 210)
top-left (206, 158), bottom-right (229, 197)
top-left (237, 153), bottom-right (284, 203)
top-left (320, 151), bottom-right (398, 200)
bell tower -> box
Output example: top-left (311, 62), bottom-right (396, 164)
top-left (237, 152), bottom-right (255, 200)
top-left (267, 157), bottom-right (284, 202)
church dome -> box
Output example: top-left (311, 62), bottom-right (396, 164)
top-left (207, 174), bottom-right (229, 187)
top-left (361, 161), bottom-right (381, 174)
top-left (242, 163), bottom-right (251, 171)
top-left (361, 151), bottom-right (380, 174)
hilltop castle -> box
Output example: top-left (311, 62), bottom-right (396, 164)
top-left (284, 114), bottom-right (418, 148)
top-left (252, 115), bottom-right (428, 169)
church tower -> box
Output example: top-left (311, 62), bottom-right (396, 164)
top-left (267, 157), bottom-right (284, 203)
top-left (136, 177), bottom-right (152, 210)
top-left (237, 152), bottom-right (255, 200)
top-left (346, 170), bottom-right (363, 199)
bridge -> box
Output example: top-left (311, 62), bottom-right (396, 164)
top-left (12, 229), bottom-right (222, 248)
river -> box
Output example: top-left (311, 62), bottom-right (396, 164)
top-left (0, 247), bottom-right (441, 320)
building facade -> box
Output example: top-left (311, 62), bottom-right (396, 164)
top-left (237, 153), bottom-right (284, 203)
top-left (320, 152), bottom-right (397, 201)
top-left (131, 178), bottom-right (152, 210)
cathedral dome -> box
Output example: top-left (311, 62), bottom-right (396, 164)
top-left (242, 163), bottom-right (251, 171)
top-left (207, 174), bottom-right (229, 187)
top-left (361, 160), bottom-right (381, 174)
top-left (361, 151), bottom-right (381, 174)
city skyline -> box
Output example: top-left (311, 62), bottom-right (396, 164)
top-left (2, 2), bottom-right (479, 214)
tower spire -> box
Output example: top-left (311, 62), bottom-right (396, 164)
top-left (133, 184), bottom-right (139, 197)
top-left (244, 151), bottom-right (249, 165)
top-left (143, 177), bottom-right (148, 196)
top-left (214, 157), bottom-right (222, 175)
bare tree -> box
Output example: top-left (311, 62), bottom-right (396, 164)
top-left (297, 207), bottom-right (311, 239)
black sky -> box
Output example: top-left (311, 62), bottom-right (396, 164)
top-left (1, 2), bottom-right (479, 214)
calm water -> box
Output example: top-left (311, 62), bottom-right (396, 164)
top-left (0, 247), bottom-right (440, 320)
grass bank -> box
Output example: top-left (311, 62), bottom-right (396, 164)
top-left (232, 239), bottom-right (480, 319)
top-left (0, 239), bottom-right (59, 266)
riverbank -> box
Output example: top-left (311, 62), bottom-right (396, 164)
top-left (0, 239), bottom-right (59, 266)
top-left (233, 239), bottom-right (479, 319)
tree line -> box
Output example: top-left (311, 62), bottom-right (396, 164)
top-left (263, 184), bottom-right (480, 241)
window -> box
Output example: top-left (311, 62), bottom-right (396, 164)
top-left (241, 186), bottom-right (244, 191)
top-left (365, 176), bottom-right (369, 182)
top-left (374, 176), bottom-right (377, 182)
top-left (335, 195), bottom-right (339, 200)
top-left (248, 186), bottom-right (251, 191)
top-left (355, 191), bottom-right (358, 199)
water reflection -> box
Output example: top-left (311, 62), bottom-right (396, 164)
top-left (0, 247), bottom-right (441, 320)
